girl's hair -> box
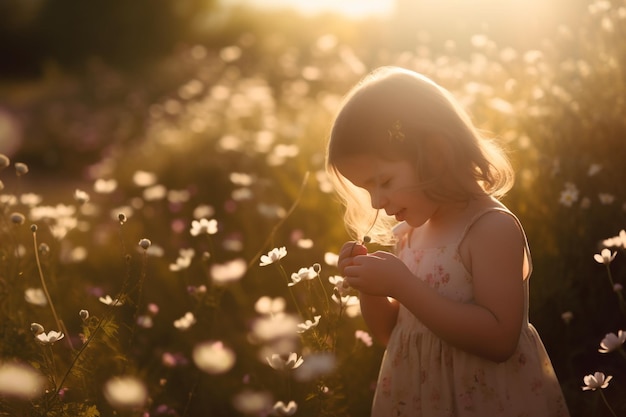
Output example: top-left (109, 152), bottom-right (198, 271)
top-left (326, 66), bottom-right (514, 245)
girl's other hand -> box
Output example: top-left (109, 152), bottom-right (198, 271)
top-left (337, 241), bottom-right (368, 275)
top-left (344, 251), bottom-right (411, 297)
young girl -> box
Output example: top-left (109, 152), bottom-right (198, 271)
top-left (328, 66), bottom-right (569, 416)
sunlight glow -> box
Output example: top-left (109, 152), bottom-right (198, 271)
top-left (224, 0), bottom-right (395, 19)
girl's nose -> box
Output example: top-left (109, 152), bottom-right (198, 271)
top-left (370, 192), bottom-right (386, 209)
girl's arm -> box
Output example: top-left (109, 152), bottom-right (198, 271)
top-left (345, 213), bottom-right (525, 363)
top-left (358, 293), bottom-right (399, 346)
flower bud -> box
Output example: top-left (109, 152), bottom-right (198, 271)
top-left (10, 212), bottom-right (25, 225)
top-left (15, 162), bottom-right (29, 176)
top-left (79, 309), bottom-right (89, 320)
top-left (139, 238), bottom-right (152, 250)
top-left (38, 243), bottom-right (50, 256)
top-left (30, 323), bottom-right (44, 335)
top-left (0, 154), bottom-right (9, 170)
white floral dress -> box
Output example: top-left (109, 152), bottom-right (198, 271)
top-left (371, 208), bottom-right (570, 417)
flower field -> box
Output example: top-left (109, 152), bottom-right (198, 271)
top-left (1, 1), bottom-right (626, 416)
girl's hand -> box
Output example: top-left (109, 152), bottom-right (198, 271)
top-left (343, 251), bottom-right (411, 297)
top-left (337, 241), bottom-right (368, 276)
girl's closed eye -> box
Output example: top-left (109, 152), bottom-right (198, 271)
top-left (378, 178), bottom-right (392, 188)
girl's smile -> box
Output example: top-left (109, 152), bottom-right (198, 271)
top-left (335, 154), bottom-right (439, 228)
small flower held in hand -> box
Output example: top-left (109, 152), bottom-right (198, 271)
top-left (259, 247), bottom-right (287, 266)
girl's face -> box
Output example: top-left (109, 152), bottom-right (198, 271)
top-left (335, 154), bottom-right (439, 228)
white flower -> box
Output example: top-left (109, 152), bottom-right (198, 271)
top-left (99, 295), bottom-right (124, 306)
top-left (324, 252), bottom-right (339, 266)
top-left (211, 258), bottom-right (247, 284)
top-left (73, 189), bottom-right (90, 204)
top-left (329, 275), bottom-right (350, 295)
top-left (598, 330), bottom-right (626, 353)
top-left (598, 193), bottom-right (615, 205)
top-left (594, 248), bottom-right (617, 265)
top-left (0, 362), bottom-right (44, 399)
top-left (193, 341), bottom-right (236, 375)
top-left (561, 311), bottom-right (574, 325)
top-left (174, 312), bottom-right (196, 330)
top-left (103, 376), bottom-right (147, 409)
top-left (24, 288), bottom-right (47, 306)
top-left (232, 390), bottom-right (273, 415)
top-left (272, 400), bottom-right (298, 416)
top-left (94, 179), bottom-right (118, 194)
top-left (169, 248), bottom-right (195, 271)
top-left (190, 218), bottom-right (218, 236)
top-left (250, 314), bottom-right (299, 344)
top-left (266, 352), bottom-right (304, 370)
top-left (35, 330), bottom-right (64, 345)
top-left (355, 330), bottom-right (373, 347)
top-left (559, 182), bottom-right (579, 207)
top-left (255, 296), bottom-right (286, 315)
top-left (582, 372), bottom-right (612, 391)
top-left (296, 315), bottom-right (321, 333)
top-left (587, 163), bottom-right (603, 176)
top-left (259, 247), bottom-right (287, 266)
top-left (132, 170), bottom-right (157, 187)
top-left (288, 266), bottom-right (317, 287)
top-left (602, 229), bottom-right (626, 249)
top-left (293, 352), bottom-right (336, 382)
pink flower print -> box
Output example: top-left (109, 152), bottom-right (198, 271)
top-left (380, 376), bottom-right (392, 396)
top-left (413, 249), bottom-right (424, 263)
top-left (530, 377), bottom-right (543, 394)
top-left (420, 370), bottom-right (427, 385)
top-left (459, 392), bottom-right (475, 412)
top-left (430, 388), bottom-right (441, 403)
top-left (518, 352), bottom-right (527, 367)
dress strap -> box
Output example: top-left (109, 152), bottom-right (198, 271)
top-left (458, 207), bottom-right (533, 280)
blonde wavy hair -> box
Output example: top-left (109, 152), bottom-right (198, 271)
top-left (326, 66), bottom-right (514, 246)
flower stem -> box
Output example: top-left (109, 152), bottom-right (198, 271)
top-left (599, 389), bottom-right (618, 417)
top-left (605, 265), bottom-right (626, 317)
top-left (32, 226), bottom-right (72, 349)
top-left (247, 171), bottom-right (309, 270)
top-left (278, 262), bottom-right (304, 318)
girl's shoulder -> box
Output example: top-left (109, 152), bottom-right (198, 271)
top-left (461, 199), bottom-right (524, 241)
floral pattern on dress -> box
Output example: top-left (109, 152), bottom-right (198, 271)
top-left (370, 212), bottom-right (570, 417)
